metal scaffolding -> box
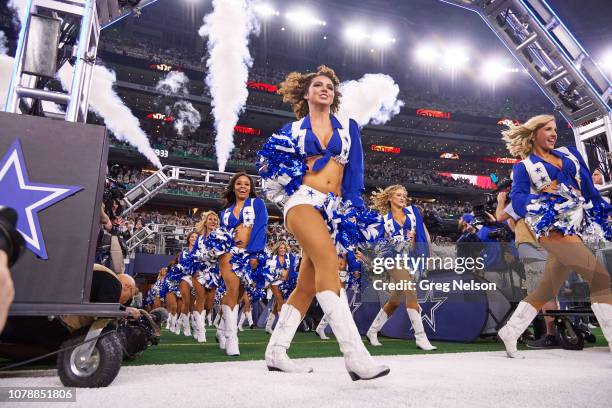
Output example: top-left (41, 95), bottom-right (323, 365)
top-left (120, 166), bottom-right (264, 217)
top-left (440, 0), bottom-right (612, 192)
top-left (4, 0), bottom-right (160, 122)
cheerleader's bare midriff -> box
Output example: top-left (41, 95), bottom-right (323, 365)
top-left (302, 155), bottom-right (344, 197)
top-left (233, 224), bottom-right (252, 249)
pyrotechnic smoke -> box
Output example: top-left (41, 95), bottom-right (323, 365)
top-left (199, 0), bottom-right (258, 171)
top-left (58, 63), bottom-right (162, 168)
top-left (156, 71), bottom-right (189, 95)
top-left (338, 73), bottom-right (404, 127)
top-left (171, 100), bottom-right (201, 136)
top-left (155, 71), bottom-right (201, 136)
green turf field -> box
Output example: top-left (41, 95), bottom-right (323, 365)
top-left (123, 327), bottom-right (608, 366)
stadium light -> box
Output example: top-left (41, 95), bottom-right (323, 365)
top-left (253, 3), bottom-right (280, 18)
top-left (442, 46), bottom-right (469, 68)
top-left (415, 45), bottom-right (439, 64)
top-left (371, 30), bottom-right (396, 47)
top-left (344, 26), bottom-right (369, 42)
top-left (482, 60), bottom-right (506, 81)
top-left (285, 8), bottom-right (326, 28)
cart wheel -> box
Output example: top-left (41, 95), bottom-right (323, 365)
top-left (554, 318), bottom-right (584, 351)
top-left (57, 332), bottom-right (123, 387)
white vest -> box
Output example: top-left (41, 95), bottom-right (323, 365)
top-left (383, 207), bottom-right (417, 239)
top-left (222, 198), bottom-right (256, 228)
top-left (521, 147), bottom-right (581, 193)
top-left (290, 117), bottom-right (352, 165)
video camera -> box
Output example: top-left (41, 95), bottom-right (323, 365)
top-left (103, 165), bottom-right (128, 221)
top-left (0, 207), bottom-right (24, 268)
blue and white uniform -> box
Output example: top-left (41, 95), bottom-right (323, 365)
top-left (270, 253), bottom-right (296, 286)
top-left (219, 197), bottom-right (271, 286)
top-left (379, 206), bottom-right (430, 269)
top-left (505, 146), bottom-right (611, 240)
top-left (257, 114), bottom-right (380, 254)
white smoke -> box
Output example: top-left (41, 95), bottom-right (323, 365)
top-left (58, 63), bottom-right (162, 168)
top-left (171, 100), bottom-right (201, 136)
top-left (8, 0), bottom-right (28, 23)
top-left (199, 0), bottom-right (258, 172)
top-left (155, 72), bottom-right (201, 136)
top-left (1, 2), bottom-right (29, 109)
top-left (155, 71), bottom-right (189, 95)
top-left (338, 73), bottom-right (404, 127)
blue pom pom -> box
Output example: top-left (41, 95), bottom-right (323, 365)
top-left (257, 127), bottom-right (308, 206)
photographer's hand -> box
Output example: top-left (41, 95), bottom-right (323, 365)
top-left (0, 250), bottom-right (15, 333)
top-left (495, 191), bottom-right (511, 222)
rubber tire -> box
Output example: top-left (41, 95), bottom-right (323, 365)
top-left (554, 318), bottom-right (585, 351)
top-left (57, 332), bottom-right (123, 388)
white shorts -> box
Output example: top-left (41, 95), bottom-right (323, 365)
top-left (283, 185), bottom-right (328, 222)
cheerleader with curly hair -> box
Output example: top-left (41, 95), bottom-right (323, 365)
top-left (495, 114), bottom-right (612, 358)
top-left (173, 231), bottom-right (199, 337)
top-left (364, 185), bottom-right (436, 351)
top-left (258, 65), bottom-right (388, 380)
top-left (216, 172), bottom-right (269, 356)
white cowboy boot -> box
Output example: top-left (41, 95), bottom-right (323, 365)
top-left (407, 308), bottom-right (437, 351)
top-left (316, 290), bottom-right (390, 381)
top-left (168, 313), bottom-right (177, 333)
top-left (213, 311), bottom-right (221, 328)
top-left (193, 311), bottom-right (207, 343)
top-left (172, 313), bottom-right (182, 335)
top-left (223, 304), bottom-right (240, 356)
top-left (315, 316), bottom-right (330, 340)
top-left (366, 309), bottom-right (388, 347)
top-left (238, 311), bottom-right (247, 332)
top-left (206, 310), bottom-right (213, 327)
top-left (182, 313), bottom-right (192, 337)
top-left (498, 301), bottom-right (537, 358)
top-left (265, 312), bottom-right (276, 335)
top-left (591, 303), bottom-right (612, 356)
top-left (265, 304), bottom-right (314, 373)
top-left (216, 317), bottom-right (226, 350)
top-left (246, 310), bottom-right (254, 328)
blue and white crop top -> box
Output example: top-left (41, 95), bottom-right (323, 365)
top-left (505, 145), bottom-right (611, 220)
top-left (258, 114), bottom-right (365, 208)
top-left (219, 197), bottom-right (268, 255)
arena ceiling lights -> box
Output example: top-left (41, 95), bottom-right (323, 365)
top-left (414, 44), bottom-right (469, 68)
top-left (344, 25), bottom-right (396, 47)
top-left (253, 3), bottom-right (280, 18)
top-left (285, 8), bottom-right (326, 28)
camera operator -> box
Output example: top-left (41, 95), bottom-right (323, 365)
top-left (0, 207), bottom-right (23, 333)
top-left (97, 172), bottom-right (129, 274)
top-left (456, 214), bottom-right (482, 275)
top-left (592, 169), bottom-right (610, 204)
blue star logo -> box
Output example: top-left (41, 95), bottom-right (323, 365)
top-left (535, 167), bottom-right (543, 174)
top-left (540, 176), bottom-right (547, 183)
top-left (0, 139), bottom-right (83, 259)
top-left (416, 288), bottom-right (448, 332)
top-left (307, 189), bottom-right (315, 198)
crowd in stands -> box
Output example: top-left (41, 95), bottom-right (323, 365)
top-left (99, 29), bottom-right (553, 123)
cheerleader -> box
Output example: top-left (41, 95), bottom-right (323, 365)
top-left (265, 242), bottom-right (296, 334)
top-left (171, 231), bottom-right (199, 337)
top-left (163, 255), bottom-right (183, 334)
top-left (258, 65), bottom-right (388, 380)
top-left (217, 172), bottom-right (269, 356)
top-left (365, 185), bottom-right (437, 351)
top-left (195, 211), bottom-right (221, 328)
top-left (495, 114), bottom-right (612, 358)
top-left (144, 267), bottom-right (167, 313)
